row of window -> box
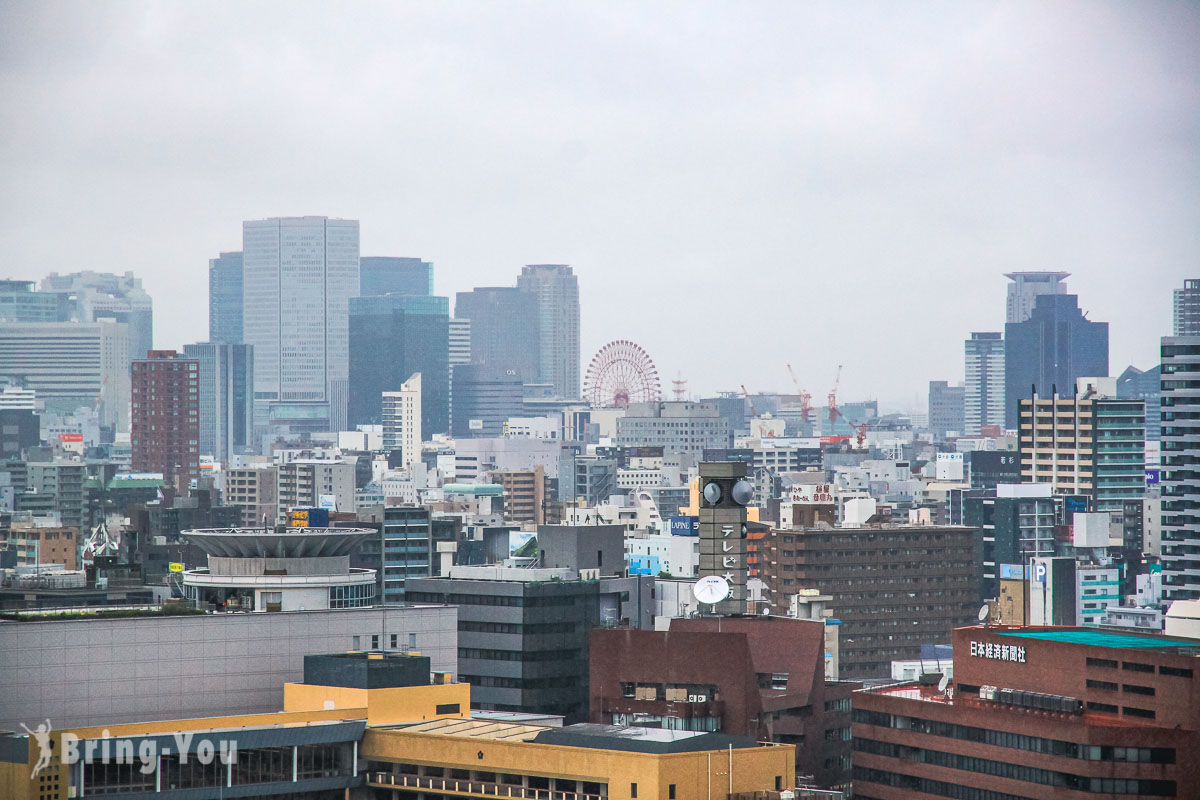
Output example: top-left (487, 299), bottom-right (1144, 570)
top-left (854, 767), bottom-right (1175, 800)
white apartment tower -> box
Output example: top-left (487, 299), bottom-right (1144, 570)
top-left (1004, 271), bottom-right (1069, 324)
top-left (517, 264), bottom-right (580, 399)
top-left (242, 217), bottom-right (359, 439)
top-left (964, 332), bottom-right (1005, 434)
top-left (382, 373), bottom-right (422, 469)
top-left (1161, 336), bottom-right (1200, 602)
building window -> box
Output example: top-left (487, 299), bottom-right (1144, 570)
top-left (371, 634), bottom-right (380, 649)
top-left (631, 783), bottom-right (637, 798)
top-left (668, 785), bottom-right (676, 799)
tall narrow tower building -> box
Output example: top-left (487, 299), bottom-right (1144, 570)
top-left (517, 264), bottom-right (580, 399)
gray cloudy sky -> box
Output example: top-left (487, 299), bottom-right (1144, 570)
top-left (2, 1), bottom-right (1196, 410)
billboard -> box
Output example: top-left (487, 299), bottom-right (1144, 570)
top-left (58, 433), bottom-right (84, 443)
top-left (288, 507), bottom-right (330, 528)
top-left (789, 483), bottom-right (835, 504)
top-left (669, 516), bottom-right (700, 536)
top-left (1145, 469), bottom-right (1160, 485)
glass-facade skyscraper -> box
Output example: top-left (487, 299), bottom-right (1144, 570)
top-left (517, 264), bottom-right (580, 399)
top-left (183, 341), bottom-right (254, 463)
top-left (1003, 294), bottom-right (1108, 429)
top-left (208, 251), bottom-right (244, 343)
top-left (348, 294), bottom-right (449, 435)
top-left (454, 287), bottom-right (539, 384)
top-left (360, 256), bottom-right (433, 297)
top-left (242, 216), bottom-right (359, 438)
top-left (964, 332), bottom-right (1005, 435)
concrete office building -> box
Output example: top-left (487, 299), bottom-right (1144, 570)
top-left (1005, 293), bottom-right (1109, 429)
top-left (853, 625), bottom-right (1200, 800)
top-left (242, 216), bottom-right (359, 437)
top-left (616, 401), bottom-right (729, 456)
top-left (348, 293), bottom-right (448, 435)
top-left (965, 487), bottom-right (1058, 599)
top-left (1174, 278), bottom-right (1200, 335)
top-left (21, 461), bottom-right (88, 530)
top-left (0, 279), bottom-right (68, 322)
top-left (517, 264), bottom-right (580, 399)
top-left (0, 320), bottom-right (131, 431)
top-left (359, 255), bottom-right (433, 297)
top-left (42, 270), bottom-right (154, 359)
top-left (406, 570), bottom-right (653, 721)
top-left (1161, 335), bottom-right (1200, 602)
top-left (183, 341), bottom-right (254, 463)
top-left (590, 616), bottom-right (857, 792)
top-left (381, 373), bottom-right (422, 470)
top-left (224, 465), bottom-right (278, 527)
top-left (964, 331), bottom-right (1005, 434)
top-left (361, 505), bottom-right (434, 604)
top-left (276, 460), bottom-right (357, 519)
top-left (0, 604), bottom-right (458, 731)
top-left (453, 287), bottom-right (540, 383)
top-left (131, 350), bottom-right (200, 486)
top-left (492, 465), bottom-right (550, 524)
top-left (928, 380), bottom-right (965, 439)
top-left (1005, 270), bottom-right (1070, 324)
top-left (761, 525), bottom-right (981, 678)
top-left (207, 250), bottom-right (243, 343)
top-left (450, 364), bottom-right (524, 438)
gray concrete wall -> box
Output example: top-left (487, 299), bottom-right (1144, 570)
top-left (0, 604), bottom-right (457, 730)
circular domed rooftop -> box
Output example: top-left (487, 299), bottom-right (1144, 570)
top-left (181, 527), bottom-right (374, 559)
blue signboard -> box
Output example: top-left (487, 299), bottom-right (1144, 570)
top-left (1145, 469), bottom-right (1160, 485)
top-left (669, 516), bottom-right (700, 536)
top-left (999, 564), bottom-right (1025, 580)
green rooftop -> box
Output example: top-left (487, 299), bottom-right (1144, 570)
top-left (1000, 629), bottom-right (1200, 653)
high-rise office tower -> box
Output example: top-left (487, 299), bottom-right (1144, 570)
top-left (182, 342), bottom-right (254, 463)
top-left (1161, 336), bottom-right (1200, 601)
top-left (0, 280), bottom-right (69, 322)
top-left (1117, 364), bottom-right (1162, 441)
top-left (0, 321), bottom-right (131, 431)
top-left (450, 364), bottom-right (524, 438)
top-left (453, 287), bottom-right (539, 383)
top-left (242, 216), bottom-right (359, 437)
top-left (927, 381), bottom-right (965, 440)
top-left (40, 271), bottom-right (154, 359)
top-left (382, 373), bottom-right (422, 469)
top-left (1004, 294), bottom-right (1108, 429)
top-left (1004, 271), bottom-right (1069, 323)
top-left (360, 256), bottom-right (433, 297)
top-left (131, 350), bottom-right (200, 486)
top-left (348, 294), bottom-right (448, 435)
top-left (964, 332), bottom-right (1005, 435)
top-left (208, 251), bottom-right (244, 343)
top-left (517, 264), bottom-right (580, 399)
top-left (448, 318), bottom-right (471, 368)
top-left (1174, 279), bottom-right (1200, 336)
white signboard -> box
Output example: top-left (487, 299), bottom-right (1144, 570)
top-left (789, 484), bottom-right (834, 504)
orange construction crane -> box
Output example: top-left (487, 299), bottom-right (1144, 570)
top-left (740, 384), bottom-right (757, 418)
top-left (785, 364), bottom-right (813, 422)
top-left (827, 365), bottom-right (843, 425)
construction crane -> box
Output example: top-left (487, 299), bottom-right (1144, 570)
top-left (740, 384), bottom-right (757, 418)
top-left (827, 365), bottom-right (843, 425)
top-left (785, 364), bottom-right (813, 422)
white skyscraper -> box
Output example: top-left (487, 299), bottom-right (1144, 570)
top-left (1004, 271), bottom-right (1069, 323)
top-left (517, 264), bottom-right (580, 399)
top-left (964, 332), bottom-right (1005, 435)
top-left (1161, 335), bottom-right (1200, 602)
top-left (242, 216), bottom-right (359, 439)
top-left (382, 373), bottom-right (422, 469)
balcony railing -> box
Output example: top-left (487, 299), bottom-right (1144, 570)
top-left (367, 772), bottom-right (605, 799)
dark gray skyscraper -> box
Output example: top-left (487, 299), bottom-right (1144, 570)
top-left (348, 294), bottom-right (449, 435)
top-left (360, 257), bottom-right (433, 297)
top-left (518, 264), bottom-right (580, 399)
top-left (927, 380), bottom-right (964, 440)
top-left (1004, 294), bottom-right (1108, 429)
top-left (208, 251), bottom-right (243, 343)
top-left (1174, 278), bottom-right (1200, 335)
top-left (454, 287), bottom-right (539, 384)
top-left (183, 342), bottom-right (254, 463)
top-left (450, 364), bottom-right (524, 438)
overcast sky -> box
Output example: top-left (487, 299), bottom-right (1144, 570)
top-left (1, 1), bottom-right (1196, 410)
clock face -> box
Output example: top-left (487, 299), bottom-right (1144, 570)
top-left (703, 482), bottom-right (722, 505)
top-left (693, 575), bottom-right (730, 605)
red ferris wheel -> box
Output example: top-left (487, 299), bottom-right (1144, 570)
top-left (583, 340), bottom-right (662, 408)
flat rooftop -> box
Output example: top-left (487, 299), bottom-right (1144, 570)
top-left (997, 629), bottom-right (1200, 655)
top-left (385, 721), bottom-right (759, 754)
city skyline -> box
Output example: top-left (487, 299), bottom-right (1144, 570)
top-left (1, 2), bottom-right (1193, 409)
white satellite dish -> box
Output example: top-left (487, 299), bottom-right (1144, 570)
top-left (693, 575), bottom-right (730, 605)
top-left (938, 673), bottom-right (950, 693)
top-left (977, 604), bottom-right (990, 623)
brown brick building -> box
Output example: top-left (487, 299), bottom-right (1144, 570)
top-left (853, 625), bottom-right (1200, 799)
top-left (131, 350), bottom-right (200, 487)
top-left (589, 615), bottom-right (858, 792)
top-left (760, 524), bottom-right (982, 679)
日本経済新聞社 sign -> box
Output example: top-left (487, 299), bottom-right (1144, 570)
top-left (970, 641), bottom-right (1026, 663)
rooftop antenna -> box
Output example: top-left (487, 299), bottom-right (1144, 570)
top-left (938, 673), bottom-right (951, 698)
top-left (977, 604), bottom-right (990, 627)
